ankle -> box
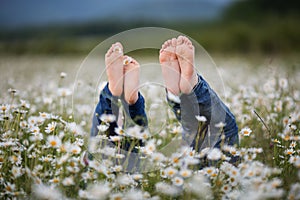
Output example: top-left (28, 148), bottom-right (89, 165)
top-left (108, 84), bottom-right (122, 97)
top-left (125, 93), bottom-right (139, 105)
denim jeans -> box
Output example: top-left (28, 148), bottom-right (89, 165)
top-left (90, 74), bottom-right (239, 163)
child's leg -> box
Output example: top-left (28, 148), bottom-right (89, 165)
top-left (123, 56), bottom-right (148, 127)
top-left (85, 44), bottom-right (148, 166)
top-left (160, 36), bottom-right (239, 156)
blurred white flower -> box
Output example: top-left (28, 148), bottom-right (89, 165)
top-left (66, 122), bottom-right (84, 136)
top-left (100, 114), bottom-right (116, 123)
top-left (144, 140), bottom-right (156, 155)
top-left (62, 176), bottom-right (75, 186)
top-left (196, 115), bottom-right (207, 122)
top-left (97, 124), bottom-right (109, 132)
top-left (172, 176), bottom-right (184, 187)
top-left (32, 183), bottom-right (63, 200)
top-left (215, 122), bottom-right (226, 128)
top-left (57, 88), bottom-right (72, 97)
top-left (115, 127), bottom-right (125, 136)
top-left (155, 182), bottom-right (180, 197)
top-left (60, 72), bottom-right (67, 78)
top-left (11, 166), bottom-right (23, 178)
top-left (207, 148), bottom-right (222, 160)
top-left (167, 91), bottom-right (181, 103)
top-left (110, 136), bottom-right (123, 142)
top-left (279, 78), bottom-right (288, 90)
top-left (117, 174), bottom-right (135, 186)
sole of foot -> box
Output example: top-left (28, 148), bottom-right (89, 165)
top-left (159, 38), bottom-right (181, 96)
top-left (123, 56), bottom-right (140, 105)
top-left (105, 42), bottom-right (124, 96)
top-left (176, 36), bottom-right (198, 94)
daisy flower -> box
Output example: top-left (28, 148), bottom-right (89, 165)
top-left (115, 127), bottom-right (125, 136)
top-left (180, 169), bottom-right (192, 178)
top-left (144, 140), bottom-right (156, 155)
top-left (45, 122), bottom-right (57, 134)
top-left (62, 176), bottom-right (75, 186)
top-left (165, 167), bottom-right (178, 178)
top-left (11, 166), bottom-right (23, 178)
top-left (240, 127), bottom-right (252, 136)
top-left (69, 144), bottom-right (81, 154)
top-left (47, 135), bottom-right (62, 148)
top-left (97, 124), bottom-right (109, 132)
top-left (100, 114), bottom-right (116, 123)
top-left (109, 136), bottom-right (123, 142)
top-left (172, 176), bottom-right (184, 186)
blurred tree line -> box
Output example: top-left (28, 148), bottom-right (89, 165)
top-left (0, 0), bottom-right (299, 55)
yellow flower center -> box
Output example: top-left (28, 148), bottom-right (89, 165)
top-left (50, 141), bottom-right (57, 147)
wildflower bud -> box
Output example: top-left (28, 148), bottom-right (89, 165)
top-left (60, 72), bottom-right (67, 79)
top-left (8, 88), bottom-right (17, 94)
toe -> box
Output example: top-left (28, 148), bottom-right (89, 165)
top-left (177, 36), bottom-right (184, 45)
top-left (171, 38), bottom-right (177, 47)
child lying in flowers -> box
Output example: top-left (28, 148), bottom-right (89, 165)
top-left (84, 36), bottom-right (239, 168)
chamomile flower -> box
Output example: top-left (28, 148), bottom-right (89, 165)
top-left (45, 122), bottom-right (57, 133)
top-left (144, 140), bottom-right (156, 155)
top-left (180, 169), bottom-right (192, 178)
top-left (285, 148), bottom-right (295, 156)
top-left (62, 176), bottom-right (75, 186)
top-left (100, 114), bottom-right (116, 123)
top-left (47, 135), bottom-right (62, 148)
top-left (69, 144), bottom-right (81, 154)
top-left (172, 176), bottom-right (184, 186)
top-left (11, 166), bottom-right (23, 178)
top-left (109, 136), bottom-right (123, 142)
top-left (115, 127), bottom-right (125, 136)
top-left (240, 127), bottom-right (252, 136)
top-left (171, 126), bottom-right (183, 135)
top-left (97, 124), bottom-right (109, 132)
top-left (221, 184), bottom-right (232, 193)
top-left (165, 167), bottom-right (178, 178)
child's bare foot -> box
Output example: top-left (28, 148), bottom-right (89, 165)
top-left (105, 42), bottom-right (124, 96)
top-left (159, 38), bottom-right (181, 96)
top-left (123, 56), bottom-right (140, 105)
top-left (176, 36), bottom-right (198, 94)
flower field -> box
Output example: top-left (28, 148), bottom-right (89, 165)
top-left (0, 55), bottom-right (299, 199)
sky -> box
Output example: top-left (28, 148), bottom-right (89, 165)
top-left (0, 0), bottom-right (234, 30)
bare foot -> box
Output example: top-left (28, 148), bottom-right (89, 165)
top-left (123, 56), bottom-right (140, 105)
top-left (176, 36), bottom-right (198, 94)
top-left (159, 38), bottom-right (181, 96)
top-left (105, 42), bottom-right (124, 96)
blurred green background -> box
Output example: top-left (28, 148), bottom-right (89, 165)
top-left (0, 0), bottom-right (299, 56)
